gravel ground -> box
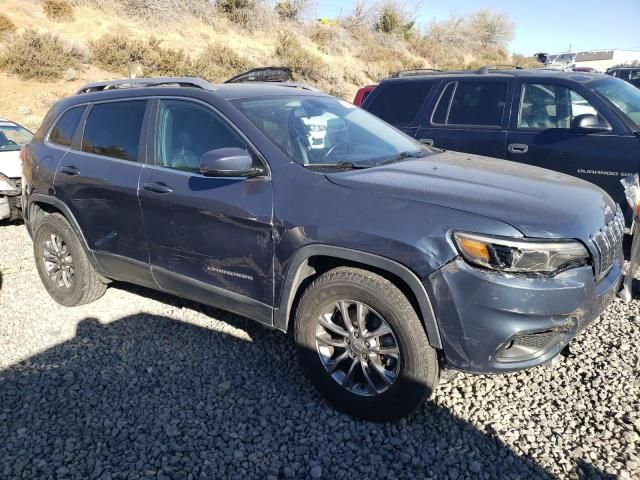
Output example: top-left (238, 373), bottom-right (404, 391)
top-left (0, 222), bottom-right (639, 480)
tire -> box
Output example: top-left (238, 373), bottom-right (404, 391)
top-left (33, 213), bottom-right (107, 306)
top-left (294, 267), bottom-right (439, 422)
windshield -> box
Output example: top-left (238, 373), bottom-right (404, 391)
top-left (0, 124), bottom-right (33, 152)
top-left (231, 95), bottom-right (426, 168)
top-left (591, 77), bottom-right (640, 129)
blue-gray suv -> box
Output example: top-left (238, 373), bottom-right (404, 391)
top-left (22, 77), bottom-right (623, 421)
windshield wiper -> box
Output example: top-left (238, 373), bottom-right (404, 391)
top-left (304, 161), bottom-right (368, 170)
top-left (375, 150), bottom-right (427, 167)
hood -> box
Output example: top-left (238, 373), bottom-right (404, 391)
top-left (0, 151), bottom-right (22, 179)
top-left (326, 150), bottom-right (616, 241)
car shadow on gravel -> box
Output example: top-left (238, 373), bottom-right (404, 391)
top-left (0, 310), bottom-right (606, 479)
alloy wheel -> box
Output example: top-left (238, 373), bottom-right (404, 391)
top-left (42, 233), bottom-right (75, 289)
top-left (315, 300), bottom-right (401, 396)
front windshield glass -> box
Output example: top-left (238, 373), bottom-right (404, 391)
top-left (0, 124), bottom-right (33, 152)
top-left (232, 95), bottom-right (426, 168)
top-left (591, 77), bottom-right (640, 129)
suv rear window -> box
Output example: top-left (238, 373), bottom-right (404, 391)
top-left (82, 100), bottom-right (147, 161)
top-left (433, 82), bottom-right (507, 127)
top-left (366, 81), bottom-right (434, 125)
top-left (49, 106), bottom-right (85, 147)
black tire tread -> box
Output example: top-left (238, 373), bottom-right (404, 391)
top-left (33, 213), bottom-right (107, 306)
top-left (294, 267), bottom-right (438, 421)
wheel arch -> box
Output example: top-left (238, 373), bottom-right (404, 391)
top-left (27, 194), bottom-right (100, 270)
top-left (275, 245), bottom-right (443, 349)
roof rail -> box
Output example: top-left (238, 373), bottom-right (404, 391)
top-left (76, 77), bottom-right (215, 94)
top-left (477, 65), bottom-right (523, 74)
top-left (390, 68), bottom-right (443, 78)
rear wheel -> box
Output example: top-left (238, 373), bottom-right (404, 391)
top-left (294, 267), bottom-right (439, 421)
top-left (33, 213), bottom-right (107, 306)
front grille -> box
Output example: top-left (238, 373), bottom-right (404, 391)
top-left (591, 206), bottom-right (625, 278)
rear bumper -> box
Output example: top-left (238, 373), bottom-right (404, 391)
top-left (427, 255), bottom-right (622, 374)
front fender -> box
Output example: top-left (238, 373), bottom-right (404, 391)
top-left (274, 244), bottom-right (443, 349)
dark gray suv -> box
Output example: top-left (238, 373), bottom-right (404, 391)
top-left (22, 77), bottom-right (623, 421)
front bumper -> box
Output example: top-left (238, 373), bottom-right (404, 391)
top-left (427, 254), bottom-right (622, 374)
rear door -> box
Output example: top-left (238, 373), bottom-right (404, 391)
top-left (363, 79), bottom-right (437, 136)
top-left (415, 78), bottom-right (513, 158)
top-left (139, 97), bottom-right (274, 324)
top-left (505, 79), bottom-right (639, 211)
top-left (53, 98), bottom-right (152, 284)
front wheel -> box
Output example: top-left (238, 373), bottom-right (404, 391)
top-left (294, 267), bottom-right (439, 422)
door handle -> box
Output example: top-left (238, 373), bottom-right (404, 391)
top-left (508, 143), bottom-right (529, 154)
top-left (60, 166), bottom-right (80, 176)
top-left (143, 182), bottom-right (173, 194)
top-left (419, 138), bottom-right (434, 146)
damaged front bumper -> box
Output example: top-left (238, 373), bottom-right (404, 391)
top-left (427, 254), bottom-right (623, 374)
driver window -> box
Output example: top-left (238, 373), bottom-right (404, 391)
top-left (518, 83), bottom-right (599, 130)
top-left (156, 99), bottom-right (247, 172)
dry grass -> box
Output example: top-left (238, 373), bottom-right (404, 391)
top-left (192, 44), bottom-right (253, 82)
top-left (43, 0), bottom-right (75, 21)
top-left (275, 31), bottom-right (327, 81)
top-left (0, 0), bottom-right (537, 130)
top-left (0, 13), bottom-right (16, 34)
top-left (0, 29), bottom-right (78, 80)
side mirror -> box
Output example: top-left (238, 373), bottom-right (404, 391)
top-left (571, 114), bottom-right (611, 133)
top-left (199, 148), bottom-right (262, 178)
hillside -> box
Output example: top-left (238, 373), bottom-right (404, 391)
top-left (0, 0), bottom-right (536, 131)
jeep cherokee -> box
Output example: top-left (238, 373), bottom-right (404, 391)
top-left (22, 77), bottom-right (623, 421)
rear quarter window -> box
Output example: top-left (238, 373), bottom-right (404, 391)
top-left (366, 81), bottom-right (434, 125)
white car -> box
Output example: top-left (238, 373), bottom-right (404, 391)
top-left (0, 118), bottom-right (33, 221)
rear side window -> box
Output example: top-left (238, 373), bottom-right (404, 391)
top-left (366, 81), bottom-right (434, 125)
top-left (447, 82), bottom-right (507, 126)
top-left (82, 100), bottom-right (147, 161)
top-left (49, 106), bottom-right (85, 147)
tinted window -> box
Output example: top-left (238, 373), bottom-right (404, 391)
top-left (518, 83), bottom-right (602, 129)
top-left (156, 99), bottom-right (247, 172)
top-left (49, 106), bottom-right (84, 147)
top-left (448, 82), bottom-right (507, 126)
top-left (82, 101), bottom-right (147, 161)
top-left (367, 81), bottom-right (434, 125)
top-left (432, 82), bottom-right (455, 124)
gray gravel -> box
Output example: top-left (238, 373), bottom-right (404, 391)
top-left (0, 222), bottom-right (638, 479)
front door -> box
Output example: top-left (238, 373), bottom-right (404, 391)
top-left (505, 81), bottom-right (640, 213)
top-left (139, 98), bottom-right (274, 324)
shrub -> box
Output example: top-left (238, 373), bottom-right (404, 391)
top-left (374, 1), bottom-right (414, 37)
top-left (91, 35), bottom-right (199, 77)
top-left (91, 35), bottom-right (149, 74)
top-left (216, 0), bottom-right (262, 27)
top-left (43, 0), bottom-right (75, 21)
top-left (275, 31), bottom-right (325, 81)
top-left (193, 44), bottom-right (253, 82)
top-left (0, 13), bottom-right (16, 34)
top-left (274, 0), bottom-right (311, 21)
top-left (0, 29), bottom-right (78, 80)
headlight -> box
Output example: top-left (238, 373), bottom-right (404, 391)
top-left (452, 231), bottom-right (589, 275)
top-left (0, 173), bottom-right (19, 196)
